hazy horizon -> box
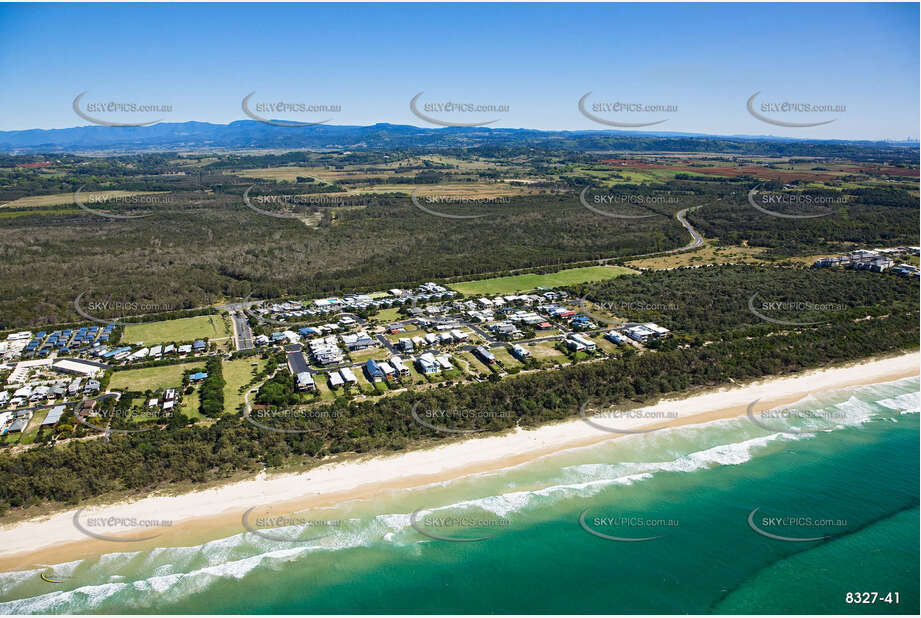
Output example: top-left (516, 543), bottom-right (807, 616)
top-left (0, 3), bottom-right (918, 140)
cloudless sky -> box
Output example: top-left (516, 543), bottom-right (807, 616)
top-left (0, 3), bottom-right (917, 140)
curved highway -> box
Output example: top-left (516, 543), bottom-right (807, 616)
top-left (673, 204), bottom-right (706, 252)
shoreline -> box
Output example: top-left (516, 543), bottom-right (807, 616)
top-left (1, 350), bottom-right (918, 572)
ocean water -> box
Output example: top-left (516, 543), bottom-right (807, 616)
top-left (1, 377), bottom-right (918, 615)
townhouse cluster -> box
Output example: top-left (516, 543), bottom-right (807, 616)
top-left (814, 247), bottom-right (920, 276)
top-left (251, 283), bottom-right (458, 324)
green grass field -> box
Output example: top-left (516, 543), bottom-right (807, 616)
top-left (122, 315), bottom-right (230, 345)
top-left (525, 341), bottom-right (568, 362)
top-left (373, 307), bottom-right (404, 322)
top-left (349, 347), bottom-right (391, 363)
top-left (222, 358), bottom-right (266, 413)
top-left (109, 361), bottom-right (204, 393)
top-left (449, 265), bottom-right (636, 296)
top-left (492, 347), bottom-right (523, 368)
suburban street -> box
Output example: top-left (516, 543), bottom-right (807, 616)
top-left (229, 310), bottom-right (254, 350)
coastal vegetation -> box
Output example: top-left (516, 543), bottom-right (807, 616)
top-left (1, 266), bottom-right (916, 514)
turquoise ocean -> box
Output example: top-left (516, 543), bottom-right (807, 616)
top-left (1, 377), bottom-right (918, 614)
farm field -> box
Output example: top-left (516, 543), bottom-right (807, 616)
top-left (2, 190), bottom-right (166, 208)
top-left (122, 315), bottom-right (230, 346)
top-left (449, 265), bottom-right (637, 295)
top-left (109, 361), bottom-right (204, 393)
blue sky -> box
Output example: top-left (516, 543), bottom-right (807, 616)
top-left (0, 3), bottom-right (917, 140)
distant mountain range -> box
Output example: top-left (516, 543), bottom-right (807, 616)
top-left (0, 121), bottom-right (916, 155)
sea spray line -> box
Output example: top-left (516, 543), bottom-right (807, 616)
top-left (746, 399), bottom-right (848, 435)
top-left (409, 507), bottom-right (508, 542)
top-left (241, 507), bottom-right (339, 543)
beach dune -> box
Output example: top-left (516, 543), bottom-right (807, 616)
top-left (0, 351), bottom-right (917, 572)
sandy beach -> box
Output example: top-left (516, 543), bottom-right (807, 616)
top-left (1, 351), bottom-right (917, 572)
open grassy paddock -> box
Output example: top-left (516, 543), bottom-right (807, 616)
top-left (222, 357), bottom-right (267, 414)
top-left (109, 361), bottom-right (205, 393)
top-left (449, 265), bottom-right (637, 296)
top-left (122, 315), bottom-right (231, 346)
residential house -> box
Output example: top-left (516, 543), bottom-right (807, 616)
top-left (416, 353), bottom-right (440, 375)
top-left (474, 346), bottom-right (495, 364)
top-left (295, 371), bottom-right (316, 392)
top-left (339, 367), bottom-right (358, 385)
top-left (365, 359), bottom-right (385, 383)
top-left (390, 356), bottom-right (410, 377)
top-left (511, 344), bottom-right (530, 360)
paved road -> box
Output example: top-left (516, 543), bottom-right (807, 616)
top-left (603, 201), bottom-right (711, 264)
top-left (466, 323), bottom-right (498, 344)
top-left (230, 310), bottom-right (254, 351)
top-left (673, 205), bottom-right (705, 252)
top-left (375, 334), bottom-right (397, 354)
